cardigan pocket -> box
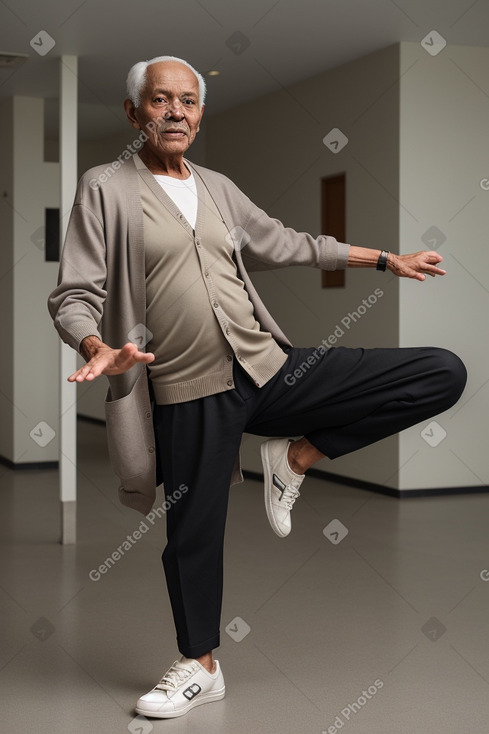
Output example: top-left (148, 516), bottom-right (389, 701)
top-left (104, 368), bottom-right (155, 480)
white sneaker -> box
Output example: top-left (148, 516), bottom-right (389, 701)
top-left (135, 656), bottom-right (225, 719)
top-left (261, 438), bottom-right (305, 537)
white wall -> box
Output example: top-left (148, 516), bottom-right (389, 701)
top-left (0, 99), bottom-right (15, 461)
top-left (398, 42), bottom-right (489, 490)
top-left (12, 97), bottom-right (60, 464)
top-left (205, 45), bottom-right (402, 486)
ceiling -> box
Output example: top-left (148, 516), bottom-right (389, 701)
top-left (0, 0), bottom-right (488, 139)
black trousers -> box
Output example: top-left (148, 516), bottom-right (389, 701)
top-left (153, 345), bottom-right (466, 658)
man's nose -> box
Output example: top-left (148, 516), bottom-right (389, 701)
top-left (165, 100), bottom-right (184, 119)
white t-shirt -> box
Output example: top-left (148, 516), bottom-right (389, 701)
top-left (153, 169), bottom-right (198, 229)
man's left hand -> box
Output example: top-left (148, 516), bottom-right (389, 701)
top-left (388, 250), bottom-right (446, 281)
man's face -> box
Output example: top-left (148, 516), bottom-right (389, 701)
top-left (125, 61), bottom-right (204, 159)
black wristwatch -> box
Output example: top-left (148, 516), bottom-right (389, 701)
top-left (376, 250), bottom-right (389, 271)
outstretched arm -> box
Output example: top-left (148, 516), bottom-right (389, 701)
top-left (68, 336), bottom-right (155, 382)
top-left (347, 246), bottom-right (446, 281)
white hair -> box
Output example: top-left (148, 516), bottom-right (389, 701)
top-left (126, 55), bottom-right (206, 108)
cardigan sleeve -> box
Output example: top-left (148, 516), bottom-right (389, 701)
top-left (237, 192), bottom-right (350, 273)
top-left (47, 199), bottom-right (108, 354)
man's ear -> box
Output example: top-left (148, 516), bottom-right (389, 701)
top-left (124, 98), bottom-right (141, 130)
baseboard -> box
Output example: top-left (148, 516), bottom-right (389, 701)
top-left (0, 455), bottom-right (58, 471)
top-left (77, 413), bottom-right (106, 426)
top-left (242, 468), bottom-right (489, 498)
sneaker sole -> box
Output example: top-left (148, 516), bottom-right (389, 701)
top-left (135, 685), bottom-right (225, 719)
top-left (261, 441), bottom-right (289, 538)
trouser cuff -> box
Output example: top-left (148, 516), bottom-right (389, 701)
top-left (178, 632), bottom-right (220, 659)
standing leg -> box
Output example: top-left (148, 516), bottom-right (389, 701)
top-left (153, 388), bottom-right (246, 660)
top-left (135, 384), bottom-right (247, 719)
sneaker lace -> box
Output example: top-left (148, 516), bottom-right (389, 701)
top-left (155, 660), bottom-right (196, 692)
top-left (281, 479), bottom-right (301, 510)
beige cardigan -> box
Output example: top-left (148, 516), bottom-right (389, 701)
top-left (48, 155), bottom-right (350, 515)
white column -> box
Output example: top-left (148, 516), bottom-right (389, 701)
top-left (59, 55), bottom-right (78, 544)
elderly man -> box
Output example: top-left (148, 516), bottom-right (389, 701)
top-left (48, 55), bottom-right (466, 719)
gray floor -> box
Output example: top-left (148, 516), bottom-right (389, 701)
top-left (2, 420), bottom-right (489, 733)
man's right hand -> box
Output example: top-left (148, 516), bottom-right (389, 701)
top-left (68, 337), bottom-right (155, 382)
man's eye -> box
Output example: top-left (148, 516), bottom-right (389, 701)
top-left (154, 97), bottom-right (166, 103)
top-left (184, 99), bottom-right (195, 105)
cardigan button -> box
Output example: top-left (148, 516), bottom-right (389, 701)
top-left (148, 446), bottom-right (155, 453)
top-left (227, 380), bottom-right (233, 387)
top-left (226, 355), bottom-right (232, 361)
top-left (145, 411), bottom-right (151, 419)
